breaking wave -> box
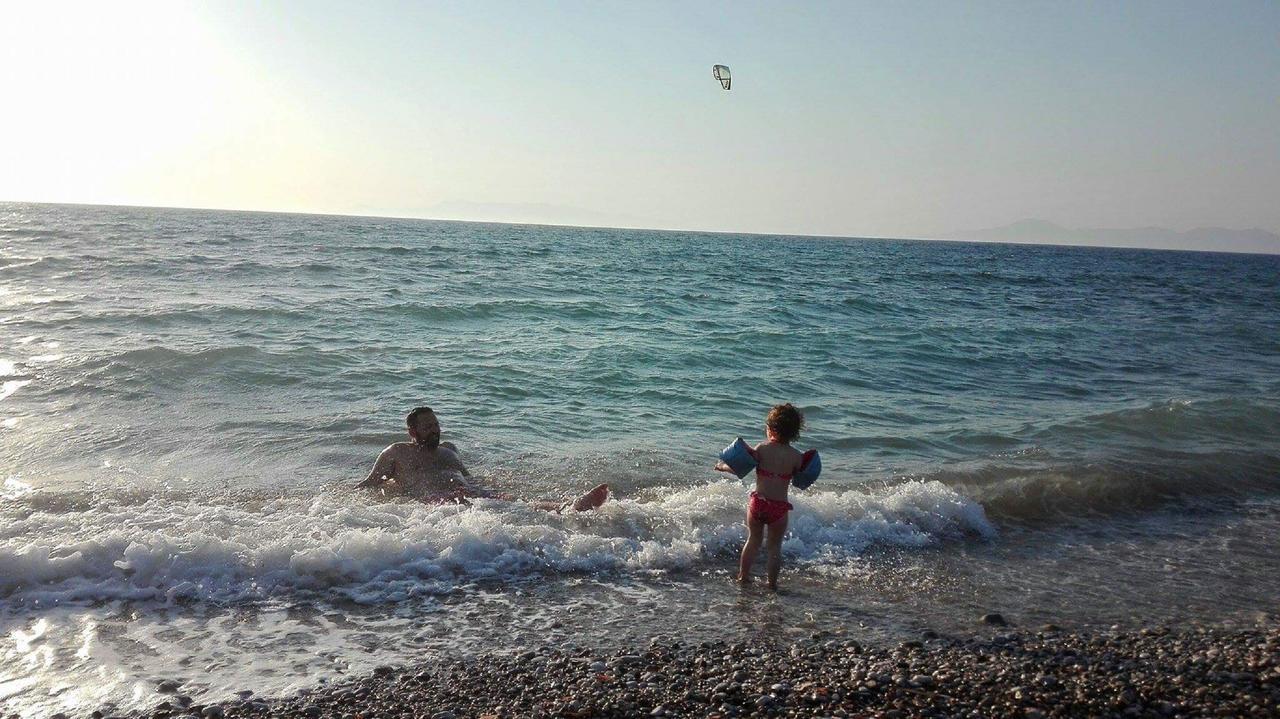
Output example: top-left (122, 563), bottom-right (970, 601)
top-left (0, 480), bottom-right (993, 606)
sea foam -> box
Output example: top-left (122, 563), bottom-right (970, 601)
top-left (0, 480), bottom-right (993, 606)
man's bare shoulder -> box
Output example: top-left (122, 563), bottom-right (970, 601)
top-left (380, 442), bottom-right (417, 457)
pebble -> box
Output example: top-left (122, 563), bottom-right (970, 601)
top-left (982, 613), bottom-right (1008, 626)
top-left (138, 625), bottom-right (1279, 719)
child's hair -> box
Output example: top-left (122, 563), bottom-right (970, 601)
top-left (766, 403), bottom-right (804, 443)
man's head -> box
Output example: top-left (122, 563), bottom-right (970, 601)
top-left (406, 406), bottom-right (441, 450)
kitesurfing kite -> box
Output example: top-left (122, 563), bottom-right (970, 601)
top-left (712, 64), bottom-right (731, 90)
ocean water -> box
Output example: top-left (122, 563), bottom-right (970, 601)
top-left (1, 202), bottom-right (1278, 716)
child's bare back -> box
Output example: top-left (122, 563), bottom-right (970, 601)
top-left (751, 440), bottom-right (803, 502)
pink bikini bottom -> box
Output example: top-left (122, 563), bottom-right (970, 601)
top-left (748, 491), bottom-right (793, 525)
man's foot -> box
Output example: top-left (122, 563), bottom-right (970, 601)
top-left (571, 483), bottom-right (610, 512)
top-left (767, 580), bottom-right (778, 591)
top-left (735, 573), bottom-right (751, 584)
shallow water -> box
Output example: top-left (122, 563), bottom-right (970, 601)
top-left (1, 203), bottom-right (1278, 716)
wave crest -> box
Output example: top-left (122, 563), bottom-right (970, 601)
top-left (0, 481), bottom-right (993, 605)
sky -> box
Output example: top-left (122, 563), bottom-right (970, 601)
top-left (1, 0), bottom-right (1277, 240)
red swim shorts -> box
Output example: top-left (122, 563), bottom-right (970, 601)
top-left (748, 491), bottom-right (793, 525)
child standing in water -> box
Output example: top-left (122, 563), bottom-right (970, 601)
top-left (716, 403), bottom-right (805, 590)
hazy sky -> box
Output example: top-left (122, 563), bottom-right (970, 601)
top-left (2, 1), bottom-right (1277, 238)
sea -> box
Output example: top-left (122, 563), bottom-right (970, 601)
top-left (2, 202), bottom-right (1278, 716)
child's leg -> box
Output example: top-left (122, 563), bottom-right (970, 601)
top-left (737, 511), bottom-right (765, 582)
top-left (764, 513), bottom-right (789, 590)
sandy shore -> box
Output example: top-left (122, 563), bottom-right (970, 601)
top-left (123, 623), bottom-right (1276, 719)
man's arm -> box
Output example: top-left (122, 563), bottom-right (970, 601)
top-left (440, 447), bottom-right (499, 498)
top-left (439, 446), bottom-right (470, 478)
top-left (356, 447), bottom-right (396, 488)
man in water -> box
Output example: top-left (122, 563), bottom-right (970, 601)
top-left (357, 406), bottom-right (609, 511)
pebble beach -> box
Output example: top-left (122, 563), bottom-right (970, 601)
top-left (107, 622), bottom-right (1278, 719)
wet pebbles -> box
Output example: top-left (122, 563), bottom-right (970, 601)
top-left (136, 624), bottom-right (1277, 718)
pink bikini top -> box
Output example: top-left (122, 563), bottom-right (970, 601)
top-left (756, 467), bottom-right (793, 483)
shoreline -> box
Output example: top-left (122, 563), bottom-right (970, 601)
top-left (128, 622), bottom-right (1277, 719)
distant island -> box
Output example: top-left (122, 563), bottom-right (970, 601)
top-left (950, 219), bottom-right (1280, 254)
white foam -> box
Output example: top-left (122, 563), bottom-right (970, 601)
top-left (2, 478), bottom-right (33, 500)
top-left (0, 380), bottom-right (30, 402)
top-left (14, 478), bottom-right (1018, 716)
top-left (0, 480), bottom-right (994, 606)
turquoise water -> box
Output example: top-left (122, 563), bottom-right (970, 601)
top-left (5, 203), bottom-right (1278, 490)
top-left (2, 202), bottom-right (1278, 715)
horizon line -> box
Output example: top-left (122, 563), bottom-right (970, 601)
top-left (3, 198), bottom-right (1277, 257)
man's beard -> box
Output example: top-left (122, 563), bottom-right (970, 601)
top-left (418, 433), bottom-right (441, 451)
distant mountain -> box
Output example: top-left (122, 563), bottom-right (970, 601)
top-left (952, 219), bottom-right (1280, 254)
